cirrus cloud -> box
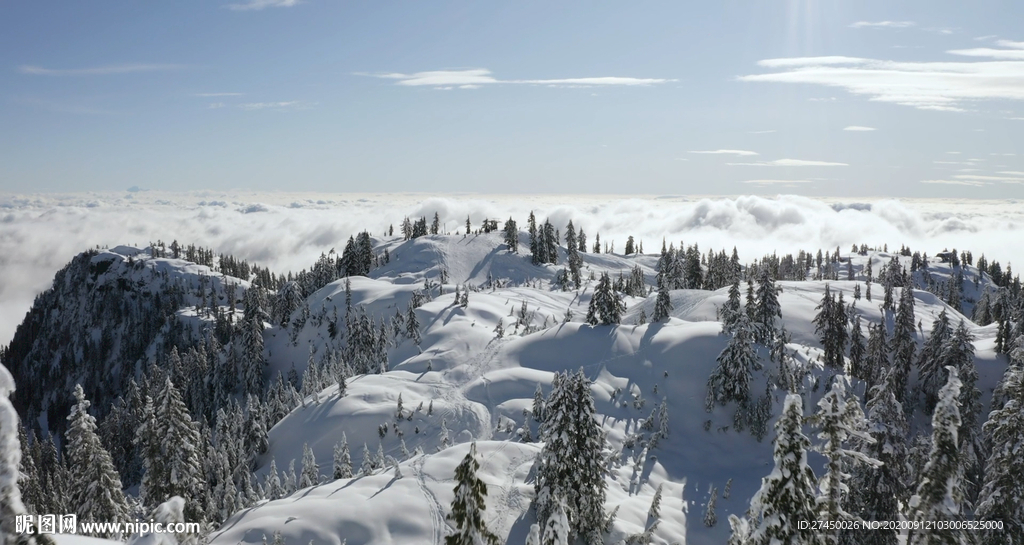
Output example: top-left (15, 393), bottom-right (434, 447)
top-left (728, 159), bottom-right (849, 167)
top-left (362, 68), bottom-right (674, 89)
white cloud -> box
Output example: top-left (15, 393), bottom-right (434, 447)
top-left (689, 149), bottom-right (759, 156)
top-left (997, 40), bottom-right (1024, 49)
top-left (920, 179), bottom-right (991, 186)
top-left (4, 193), bottom-right (1024, 345)
top-left (998, 171), bottom-right (1024, 176)
top-left (18, 63), bottom-right (186, 76)
top-left (843, 126), bottom-right (876, 131)
top-left (954, 174), bottom-right (1024, 181)
top-left (364, 68), bottom-right (673, 89)
top-left (975, 35), bottom-right (999, 42)
top-left (948, 48), bottom-right (1024, 60)
top-left (740, 180), bottom-right (813, 185)
top-left (226, 0), bottom-right (300, 10)
top-left (740, 54), bottom-right (1024, 111)
top-left (208, 102), bottom-right (226, 109)
top-left (728, 159), bottom-right (849, 167)
top-left (238, 101), bottom-right (307, 111)
top-left (850, 21), bottom-right (916, 29)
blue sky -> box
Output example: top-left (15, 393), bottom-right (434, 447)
top-left (2, 0), bottom-right (1022, 196)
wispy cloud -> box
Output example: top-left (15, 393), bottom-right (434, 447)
top-left (18, 63), bottom-right (186, 76)
top-left (948, 47), bottom-right (1024, 60)
top-left (728, 159), bottom-right (849, 167)
top-left (238, 101), bottom-right (308, 111)
top-left (740, 179), bottom-right (813, 185)
top-left (954, 174), bottom-right (1024, 181)
top-left (689, 149), bottom-right (759, 156)
top-left (921, 179), bottom-right (991, 186)
top-left (843, 126), bottom-right (876, 131)
top-left (999, 171), bottom-right (1024, 176)
top-left (363, 68), bottom-right (673, 89)
top-left (739, 53), bottom-right (1024, 111)
top-left (849, 21), bottom-right (916, 29)
top-left (226, 0), bottom-right (300, 11)
top-left (997, 40), bottom-right (1024, 49)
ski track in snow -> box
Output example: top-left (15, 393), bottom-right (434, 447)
top-left (413, 454), bottom-right (446, 545)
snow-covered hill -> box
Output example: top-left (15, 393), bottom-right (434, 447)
top-left (198, 234), bottom-right (1010, 545)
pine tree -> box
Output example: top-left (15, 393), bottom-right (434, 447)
top-left (976, 364), bottom-right (1024, 545)
top-left (564, 220), bottom-right (582, 288)
top-left (300, 443), bottom-right (318, 488)
top-left (719, 278), bottom-right (743, 334)
top-left (241, 287), bottom-right (268, 397)
top-left (890, 286), bottom-right (917, 403)
top-left (586, 272), bottom-right (624, 325)
top-left (653, 268), bottom-right (673, 322)
top-left (703, 486), bottom-right (719, 527)
top-left (407, 304), bottom-right (421, 345)
top-left (748, 394), bottom-right (824, 545)
top-left (528, 211), bottom-right (539, 263)
top-left (706, 316), bottom-right (760, 425)
top-left (753, 267), bottom-right (782, 344)
top-left (919, 309), bottom-right (953, 410)
top-left (264, 458), bottom-right (284, 500)
top-left (864, 323), bottom-right (890, 390)
top-left (848, 315), bottom-right (868, 381)
top-left (535, 370), bottom-right (608, 544)
top-left (944, 320), bottom-right (982, 504)
top-left (541, 496), bottom-right (570, 545)
top-left (333, 434), bottom-right (353, 479)
top-left (847, 368), bottom-right (909, 545)
top-left (141, 377), bottom-right (206, 521)
top-left (66, 385), bottom-right (132, 537)
top-left (907, 367), bottom-right (967, 545)
top-left (445, 443), bottom-right (500, 545)
top-left (503, 217), bottom-right (518, 252)
top-left (432, 212), bottom-right (441, 235)
top-left (810, 377), bottom-right (877, 545)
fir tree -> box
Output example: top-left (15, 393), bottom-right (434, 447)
top-left (564, 221), bottom-right (582, 289)
top-left (586, 272), bottom-right (625, 325)
top-left (907, 367), bottom-right (967, 545)
top-left (890, 286), bottom-right (917, 403)
top-left (503, 217), bottom-right (518, 252)
top-left (535, 370), bottom-right (608, 544)
top-left (66, 385), bottom-right (132, 536)
top-left (847, 368), bottom-right (909, 545)
top-left (848, 315), bottom-right (868, 381)
top-left (976, 364), bottom-right (1024, 545)
top-left (300, 443), bottom-right (319, 488)
top-left (919, 309), bottom-right (953, 410)
top-left (813, 284), bottom-right (847, 370)
top-left (706, 316), bottom-right (760, 425)
top-left (541, 496), bottom-right (570, 545)
top-left (444, 443), bottom-right (500, 545)
top-left (703, 486), bottom-right (719, 527)
top-left (719, 278), bottom-right (743, 334)
top-left (653, 270), bottom-right (673, 322)
top-left (753, 267), bottom-right (782, 344)
top-left (748, 394), bottom-right (824, 545)
top-left (141, 377), bottom-right (206, 521)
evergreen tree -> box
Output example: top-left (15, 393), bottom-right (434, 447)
top-left (864, 323), bottom-right (890, 390)
top-left (919, 310), bottom-right (953, 410)
top-left (907, 367), bottom-right (967, 545)
top-left (703, 486), bottom-right (719, 527)
top-left (976, 364), bottom-right (1024, 545)
top-left (719, 278), bottom-right (743, 334)
top-left (944, 321), bottom-right (982, 504)
top-left (503, 217), bottom-right (518, 252)
top-left (748, 394), bottom-right (824, 545)
top-left (140, 378), bottom-right (206, 521)
top-left (264, 458), bottom-right (284, 500)
top-left (564, 220), bottom-right (582, 288)
top-left (528, 212), bottom-right (539, 263)
top-left (890, 286), bottom-right (917, 403)
top-left (431, 212), bottom-right (441, 235)
top-left (810, 377), bottom-right (877, 545)
top-left (300, 443), bottom-right (319, 488)
top-left (586, 273), bottom-right (624, 325)
top-left (407, 304), bottom-right (421, 345)
top-left (813, 284), bottom-right (847, 370)
top-left (753, 267), bottom-right (782, 344)
top-left (652, 269), bottom-right (673, 322)
top-left (66, 385), bottom-right (132, 537)
top-left (848, 368), bottom-right (909, 545)
top-left (241, 287), bottom-right (268, 397)
top-left (848, 315), bottom-right (867, 381)
top-left (706, 316), bottom-right (760, 425)
top-left (535, 370), bottom-right (608, 544)
top-left (444, 443), bottom-right (500, 545)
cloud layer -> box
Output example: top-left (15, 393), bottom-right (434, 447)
top-left (2, 192), bottom-right (1023, 345)
top-left (365, 69), bottom-right (673, 89)
top-left (740, 49), bottom-right (1024, 111)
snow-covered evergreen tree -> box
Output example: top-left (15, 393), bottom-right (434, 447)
top-left (813, 284), bottom-right (846, 370)
top-left (848, 315), bottom-right (867, 381)
top-left (300, 443), bottom-right (319, 488)
top-left (719, 278), bottom-right (743, 334)
top-left (66, 384), bottom-right (132, 537)
top-left (444, 443), bottom-right (500, 545)
top-left (140, 377), bottom-right (206, 521)
top-left (653, 268), bottom-right (673, 322)
top-left (847, 367), bottom-right (909, 545)
top-left (586, 272), bottom-right (624, 326)
top-left (703, 486), bottom-right (719, 527)
top-left (976, 363), bottom-right (1024, 545)
top-left (810, 376), bottom-right (877, 545)
top-left (333, 436), bottom-right (353, 480)
top-left (503, 217), bottom-right (518, 252)
top-left (706, 315), bottom-right (760, 426)
top-left (564, 220), bottom-right (582, 289)
top-left (907, 367), bottom-right (967, 545)
top-left (541, 496), bottom-right (570, 545)
top-left (753, 267), bottom-right (782, 344)
top-left (918, 309), bottom-right (952, 410)
top-left (535, 370), bottom-right (608, 544)
top-left (890, 286), bottom-right (917, 403)
top-left (748, 393), bottom-right (824, 545)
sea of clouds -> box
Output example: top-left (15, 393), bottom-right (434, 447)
top-left (1, 191), bottom-right (1022, 345)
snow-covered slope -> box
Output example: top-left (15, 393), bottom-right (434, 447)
top-left (204, 235), bottom-right (1010, 545)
